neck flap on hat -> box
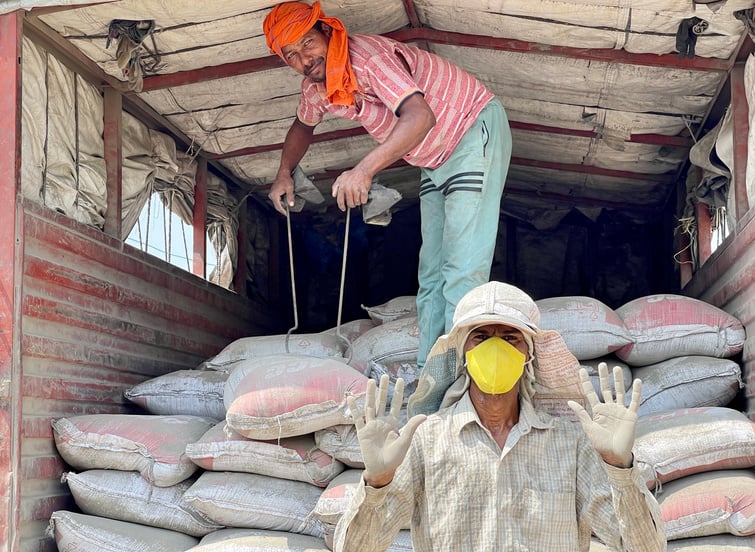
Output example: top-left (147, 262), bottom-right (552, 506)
top-left (263, 1), bottom-right (360, 106)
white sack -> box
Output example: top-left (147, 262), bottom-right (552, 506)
top-left (48, 510), bottom-right (199, 551)
top-left (184, 471), bottom-right (324, 538)
top-left (634, 407), bottom-right (755, 490)
top-left (224, 354), bottom-right (367, 440)
top-left (124, 369), bottom-right (227, 419)
top-left (361, 296), bottom-right (417, 325)
top-left (186, 422), bottom-right (344, 487)
top-left (536, 296), bottom-right (632, 360)
top-left (632, 356), bottom-right (742, 416)
top-left (52, 414), bottom-right (216, 487)
top-left (314, 425), bottom-right (364, 469)
top-left (615, 294), bottom-right (746, 366)
top-left (205, 333), bottom-right (346, 371)
top-left (63, 470), bottom-right (222, 537)
top-left (187, 527), bottom-right (330, 551)
top-left (347, 316), bottom-right (419, 377)
top-left (658, 470), bottom-right (755, 540)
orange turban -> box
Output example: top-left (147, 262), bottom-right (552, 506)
top-left (263, 1), bottom-right (360, 107)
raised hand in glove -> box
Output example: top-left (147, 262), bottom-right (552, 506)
top-left (568, 363), bottom-right (641, 469)
top-left (347, 374), bottom-right (427, 488)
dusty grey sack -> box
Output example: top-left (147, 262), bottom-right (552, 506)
top-left (48, 510), bottom-right (199, 551)
top-left (63, 469), bottom-right (222, 537)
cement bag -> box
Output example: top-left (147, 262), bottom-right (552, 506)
top-left (314, 425), bottom-right (364, 468)
top-left (659, 470), bottom-right (755, 540)
top-left (579, 358), bottom-right (632, 402)
top-left (184, 471), bottom-right (324, 538)
top-left (632, 356), bottom-right (742, 416)
top-left (635, 407), bottom-right (755, 490)
top-left (347, 316), bottom-right (419, 380)
top-left (312, 469), bottom-right (364, 528)
top-left (536, 296), bottom-right (632, 360)
top-left (204, 333), bottom-right (346, 372)
top-left (62, 470), bottom-right (222, 537)
top-left (313, 469), bottom-right (411, 551)
top-left (667, 535), bottom-right (755, 550)
top-left (361, 295), bottom-right (416, 325)
top-left (319, 318), bottom-right (376, 344)
top-left (48, 510), bottom-right (199, 551)
top-left (615, 294), bottom-right (746, 366)
top-left (186, 528), bottom-right (330, 551)
top-left (590, 535), bottom-right (755, 551)
top-left (186, 422), bottom-right (344, 487)
top-left (124, 369), bottom-right (227, 419)
top-left (225, 354), bottom-right (367, 440)
top-left (323, 527), bottom-right (411, 551)
top-left (52, 414), bottom-right (216, 486)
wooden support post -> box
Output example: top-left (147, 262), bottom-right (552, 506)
top-left (103, 87), bottom-right (123, 239)
top-left (730, 62), bottom-right (751, 222)
top-left (193, 157), bottom-right (208, 278)
top-left (0, 10), bottom-right (23, 551)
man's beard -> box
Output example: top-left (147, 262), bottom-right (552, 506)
top-left (304, 57), bottom-right (326, 82)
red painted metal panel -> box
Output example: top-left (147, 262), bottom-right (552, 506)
top-left (16, 199), bottom-right (281, 549)
top-left (684, 213), bottom-right (755, 419)
top-left (23, 200), bottom-right (277, 329)
top-left (0, 10), bottom-right (23, 552)
top-left (24, 255), bottom-right (242, 353)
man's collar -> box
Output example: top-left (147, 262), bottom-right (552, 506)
top-left (451, 392), bottom-right (555, 436)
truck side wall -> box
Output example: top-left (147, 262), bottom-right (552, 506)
top-left (684, 210), bottom-right (755, 420)
top-left (16, 200), bottom-right (277, 551)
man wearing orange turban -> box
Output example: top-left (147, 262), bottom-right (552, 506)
top-left (263, 2), bottom-right (514, 371)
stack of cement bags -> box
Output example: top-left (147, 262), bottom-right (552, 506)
top-left (539, 294), bottom-right (755, 550)
top-left (47, 302), bottom-right (419, 551)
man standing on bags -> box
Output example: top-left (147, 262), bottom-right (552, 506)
top-left (334, 281), bottom-right (667, 551)
top-left (263, 2), bottom-right (512, 369)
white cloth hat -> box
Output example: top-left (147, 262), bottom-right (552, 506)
top-left (452, 281), bottom-right (540, 336)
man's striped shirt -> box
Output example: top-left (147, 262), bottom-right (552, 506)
top-left (297, 34), bottom-right (494, 169)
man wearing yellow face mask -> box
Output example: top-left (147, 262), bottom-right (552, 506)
top-left (337, 281), bottom-right (666, 552)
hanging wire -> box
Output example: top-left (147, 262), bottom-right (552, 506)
top-left (284, 205), bottom-right (299, 353)
top-left (681, 115), bottom-right (699, 145)
top-left (336, 208), bottom-right (353, 362)
top-left (673, 215), bottom-right (698, 269)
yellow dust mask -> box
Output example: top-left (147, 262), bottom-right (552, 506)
top-left (465, 336), bottom-right (526, 395)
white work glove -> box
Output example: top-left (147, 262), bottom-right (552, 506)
top-left (568, 363), bottom-right (641, 468)
top-left (347, 374), bottom-right (427, 488)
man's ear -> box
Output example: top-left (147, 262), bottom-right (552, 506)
top-left (321, 22), bottom-right (332, 38)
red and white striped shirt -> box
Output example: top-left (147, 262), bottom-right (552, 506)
top-left (296, 34), bottom-right (494, 169)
